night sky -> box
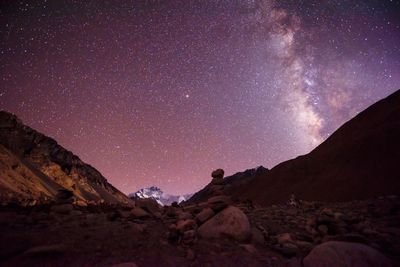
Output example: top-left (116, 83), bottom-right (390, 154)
top-left (1, 0), bottom-right (399, 195)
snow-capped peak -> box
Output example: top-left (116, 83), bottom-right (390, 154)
top-left (129, 186), bottom-right (193, 206)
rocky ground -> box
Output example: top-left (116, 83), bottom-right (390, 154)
top-left (0, 171), bottom-right (399, 267)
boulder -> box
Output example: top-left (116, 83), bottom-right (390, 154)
top-left (207, 195), bottom-right (231, 212)
top-left (176, 219), bottom-right (197, 233)
top-left (209, 202), bottom-right (228, 212)
top-left (209, 184), bottom-right (224, 191)
top-left (183, 229), bottom-right (196, 239)
top-left (277, 233), bottom-right (296, 245)
top-left (178, 211), bottom-right (193, 220)
top-left (303, 241), bottom-right (392, 267)
top-left (208, 195), bottom-right (231, 204)
top-left (182, 229), bottom-right (197, 245)
top-left (195, 208), bottom-right (215, 224)
top-left (211, 169), bottom-right (224, 179)
top-left (131, 207), bottom-right (150, 218)
top-left (197, 206), bottom-right (251, 242)
top-left (164, 206), bottom-right (179, 217)
top-left (135, 198), bottom-right (160, 215)
top-left (182, 204), bottom-right (199, 213)
top-left (211, 177), bottom-right (224, 186)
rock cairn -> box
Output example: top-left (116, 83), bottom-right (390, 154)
top-left (209, 168), bottom-right (225, 196)
top-left (166, 169), bottom-right (252, 260)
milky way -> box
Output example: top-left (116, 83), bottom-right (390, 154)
top-left (1, 0), bottom-right (399, 194)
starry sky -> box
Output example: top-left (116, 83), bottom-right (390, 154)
top-left (1, 0), bottom-right (399, 195)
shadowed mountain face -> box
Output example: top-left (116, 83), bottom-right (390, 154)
top-left (189, 89), bottom-right (400, 206)
top-left (0, 111), bottom-right (131, 204)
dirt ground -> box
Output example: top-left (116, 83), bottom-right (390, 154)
top-left (1, 196), bottom-right (399, 267)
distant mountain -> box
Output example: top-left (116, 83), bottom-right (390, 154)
top-left (0, 111), bottom-right (131, 204)
top-left (129, 186), bottom-right (193, 206)
top-left (188, 89), bottom-right (400, 206)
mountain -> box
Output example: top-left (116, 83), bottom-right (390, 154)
top-left (188, 89), bottom-right (400, 206)
top-left (0, 111), bottom-right (131, 204)
top-left (129, 186), bottom-right (193, 206)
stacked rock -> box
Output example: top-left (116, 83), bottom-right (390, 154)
top-left (207, 169), bottom-right (232, 212)
top-left (166, 168), bottom-right (253, 261)
top-left (168, 169), bottom-right (229, 246)
top-left (209, 168), bottom-right (225, 196)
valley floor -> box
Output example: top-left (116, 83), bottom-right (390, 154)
top-left (1, 196), bottom-right (399, 267)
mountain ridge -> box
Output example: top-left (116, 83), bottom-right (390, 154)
top-left (188, 89), bottom-right (400, 205)
top-left (0, 111), bottom-right (131, 204)
top-left (239, 89), bottom-right (400, 205)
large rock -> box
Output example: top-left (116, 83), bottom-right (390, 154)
top-left (164, 206), bottom-right (179, 217)
top-left (303, 241), bottom-right (392, 267)
top-left (209, 168), bottom-right (225, 192)
top-left (277, 233), bottom-right (296, 245)
top-left (135, 198), bottom-right (160, 215)
top-left (176, 219), bottom-right (197, 233)
top-left (207, 195), bottom-right (231, 204)
top-left (131, 207), bottom-right (150, 218)
top-left (211, 169), bottom-right (224, 179)
top-left (195, 207), bottom-right (215, 224)
top-left (209, 184), bottom-right (224, 195)
top-left (207, 195), bottom-right (231, 212)
top-left (197, 206), bottom-right (251, 242)
top-left (177, 211), bottom-right (193, 220)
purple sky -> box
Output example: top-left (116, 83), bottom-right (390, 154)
top-left (1, 0), bottom-right (399, 194)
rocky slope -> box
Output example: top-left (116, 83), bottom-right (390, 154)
top-left (129, 186), bottom-right (193, 206)
top-left (0, 111), bottom-right (131, 204)
top-left (189, 89), bottom-right (400, 206)
top-left (0, 170), bottom-right (398, 267)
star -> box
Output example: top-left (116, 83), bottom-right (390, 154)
top-left (0, 0), bottom-right (398, 195)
